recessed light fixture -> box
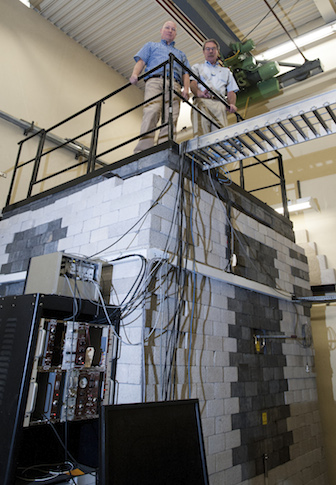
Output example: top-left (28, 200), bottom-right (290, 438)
top-left (272, 196), bottom-right (318, 214)
top-left (19, 0), bottom-right (30, 7)
top-left (256, 21), bottom-right (336, 61)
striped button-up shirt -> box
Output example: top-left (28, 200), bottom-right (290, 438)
top-left (191, 61), bottom-right (239, 96)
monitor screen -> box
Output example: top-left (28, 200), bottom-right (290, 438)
top-left (99, 399), bottom-right (209, 485)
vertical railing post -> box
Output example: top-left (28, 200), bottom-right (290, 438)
top-left (277, 151), bottom-right (289, 218)
top-left (27, 130), bottom-right (46, 198)
top-left (87, 101), bottom-right (102, 173)
top-left (168, 53), bottom-right (174, 142)
top-left (161, 63), bottom-right (167, 127)
top-left (239, 160), bottom-right (245, 189)
top-left (5, 142), bottom-right (23, 207)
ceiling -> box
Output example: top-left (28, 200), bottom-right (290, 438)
top-left (29, 0), bottom-right (336, 84)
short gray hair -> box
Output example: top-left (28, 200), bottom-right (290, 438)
top-left (203, 39), bottom-right (220, 51)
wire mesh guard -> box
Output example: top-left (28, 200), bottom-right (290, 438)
top-left (184, 89), bottom-right (336, 170)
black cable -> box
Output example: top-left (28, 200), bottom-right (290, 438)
top-left (262, 0), bottom-right (308, 61)
top-left (16, 461), bottom-right (75, 482)
top-left (41, 415), bottom-right (79, 467)
top-left (164, 169), bottom-right (185, 399)
top-left (163, 150), bottom-right (190, 400)
top-left (162, 163), bottom-right (185, 400)
top-left (242, 0), bottom-right (281, 42)
top-left (88, 174), bottom-right (174, 259)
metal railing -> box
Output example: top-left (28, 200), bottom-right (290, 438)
top-left (5, 53), bottom-right (288, 216)
top-left (5, 55), bottom-right (181, 207)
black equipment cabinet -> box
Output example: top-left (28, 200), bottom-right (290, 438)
top-left (0, 294), bottom-right (119, 485)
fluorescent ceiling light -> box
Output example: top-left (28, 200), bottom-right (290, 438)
top-left (273, 196), bottom-right (318, 214)
top-left (257, 21), bottom-right (336, 60)
top-left (19, 0), bottom-right (30, 6)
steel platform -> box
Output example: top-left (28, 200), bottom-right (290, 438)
top-left (184, 89), bottom-right (336, 170)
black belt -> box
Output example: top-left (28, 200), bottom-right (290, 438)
top-left (193, 95), bottom-right (220, 101)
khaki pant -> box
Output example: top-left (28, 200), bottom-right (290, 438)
top-left (134, 78), bottom-right (181, 153)
top-left (191, 97), bottom-right (228, 136)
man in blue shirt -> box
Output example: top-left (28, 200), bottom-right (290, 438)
top-left (190, 39), bottom-right (239, 136)
top-left (130, 21), bottom-right (190, 153)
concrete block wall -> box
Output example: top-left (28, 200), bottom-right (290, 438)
top-left (0, 151), bottom-right (328, 484)
top-left (143, 267), bottom-right (326, 484)
top-left (295, 229), bottom-right (336, 287)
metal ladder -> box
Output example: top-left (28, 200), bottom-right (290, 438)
top-left (184, 89), bottom-right (336, 170)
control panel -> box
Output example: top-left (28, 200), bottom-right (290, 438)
top-left (24, 317), bottom-right (117, 427)
top-left (25, 252), bottom-right (102, 301)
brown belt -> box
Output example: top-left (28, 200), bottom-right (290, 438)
top-left (145, 75), bottom-right (180, 84)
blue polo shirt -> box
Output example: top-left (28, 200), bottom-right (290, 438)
top-left (134, 39), bottom-right (190, 85)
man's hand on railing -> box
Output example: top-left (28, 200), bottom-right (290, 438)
top-left (129, 59), bottom-right (145, 85)
top-left (195, 88), bottom-right (211, 99)
top-left (227, 103), bottom-right (238, 113)
top-left (226, 91), bottom-right (238, 113)
top-left (129, 74), bottom-right (139, 85)
top-left (181, 88), bottom-right (190, 101)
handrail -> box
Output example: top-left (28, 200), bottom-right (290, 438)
top-left (5, 53), bottom-right (288, 217)
top-left (176, 57), bottom-right (289, 217)
top-left (5, 59), bottom-right (177, 207)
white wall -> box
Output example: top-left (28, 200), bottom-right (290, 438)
top-left (0, 0), bottom-right (144, 210)
top-left (291, 173), bottom-right (336, 270)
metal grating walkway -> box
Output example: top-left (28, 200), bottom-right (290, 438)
top-left (184, 89), bottom-right (336, 170)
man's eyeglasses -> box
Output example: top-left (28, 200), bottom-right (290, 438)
top-left (204, 47), bottom-right (217, 51)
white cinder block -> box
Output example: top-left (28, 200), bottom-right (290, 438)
top-left (20, 219), bottom-right (34, 232)
top-left (0, 253), bottom-right (9, 266)
top-left (78, 242), bottom-right (97, 257)
top-left (317, 254), bottom-right (327, 271)
top-left (225, 429), bottom-right (241, 449)
top-left (197, 350), bottom-right (214, 366)
top-left (214, 351), bottom-right (230, 367)
top-left (208, 433), bottom-right (225, 455)
top-left (103, 184), bottom-right (123, 201)
top-left (300, 242), bottom-right (317, 256)
top-left (118, 205), bottom-right (140, 222)
top-left (224, 397), bottom-right (239, 414)
top-left (321, 268), bottom-right (336, 284)
top-left (213, 322), bottom-right (229, 338)
top-left (206, 367), bottom-right (223, 383)
top-left (115, 363), bottom-right (129, 382)
top-left (100, 210), bottom-right (119, 228)
top-left (206, 335), bottom-right (223, 352)
top-left (215, 450), bottom-right (232, 472)
top-left (90, 227), bottom-right (109, 243)
top-left (223, 337), bottom-right (237, 352)
top-left (118, 341), bottom-right (142, 365)
top-left (294, 229), bottom-right (309, 244)
top-left (72, 232), bottom-right (90, 247)
top-left (206, 398), bottom-right (224, 418)
top-left (126, 363), bottom-right (142, 385)
top-left (116, 383), bottom-right (142, 404)
top-left (57, 236), bottom-right (74, 252)
top-left (82, 216), bottom-right (101, 233)
top-left (66, 221), bottom-right (84, 237)
top-left (224, 367), bottom-right (238, 382)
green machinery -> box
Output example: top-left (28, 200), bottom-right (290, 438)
top-left (222, 40), bottom-right (281, 108)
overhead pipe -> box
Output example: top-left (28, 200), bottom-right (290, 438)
top-left (0, 109), bottom-right (104, 164)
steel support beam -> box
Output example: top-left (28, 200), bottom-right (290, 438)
top-left (173, 0), bottom-right (239, 56)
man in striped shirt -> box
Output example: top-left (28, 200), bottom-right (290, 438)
top-left (190, 39), bottom-right (238, 136)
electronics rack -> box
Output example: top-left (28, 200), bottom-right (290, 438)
top-left (24, 252), bottom-right (102, 302)
top-left (0, 294), bottom-right (120, 485)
